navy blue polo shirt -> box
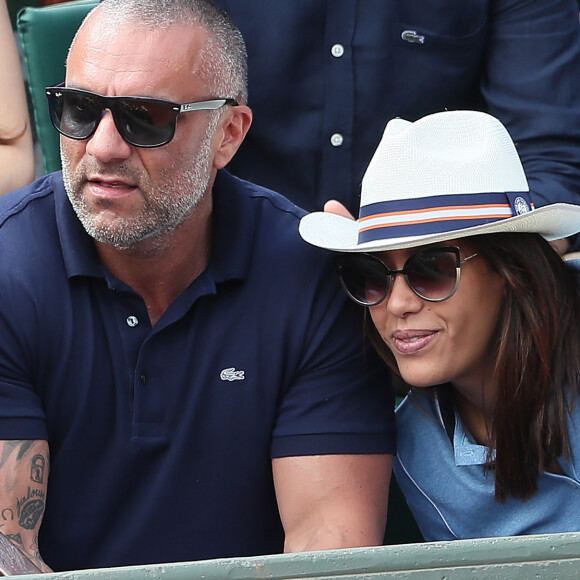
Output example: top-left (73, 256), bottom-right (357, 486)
top-left (0, 170), bottom-right (395, 571)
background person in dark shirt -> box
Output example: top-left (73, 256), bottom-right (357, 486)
top-left (216, 0), bottom-right (580, 252)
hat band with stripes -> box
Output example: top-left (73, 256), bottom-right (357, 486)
top-left (357, 191), bottom-right (533, 244)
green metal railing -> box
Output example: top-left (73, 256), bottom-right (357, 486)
top-left (16, 532), bottom-right (580, 579)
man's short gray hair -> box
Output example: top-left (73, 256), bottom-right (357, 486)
top-left (89, 0), bottom-right (248, 103)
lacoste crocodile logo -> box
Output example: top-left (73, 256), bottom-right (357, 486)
top-left (220, 367), bottom-right (245, 382)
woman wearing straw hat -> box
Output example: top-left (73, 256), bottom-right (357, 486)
top-left (299, 110), bottom-right (580, 540)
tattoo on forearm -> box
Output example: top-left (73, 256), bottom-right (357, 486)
top-left (30, 456), bottom-right (46, 484)
top-left (0, 441), bottom-right (35, 468)
top-left (1, 508), bottom-right (14, 522)
top-left (16, 488), bottom-right (45, 530)
top-left (30, 535), bottom-right (42, 564)
top-left (5, 533), bottom-right (24, 549)
top-left (0, 442), bottom-right (49, 570)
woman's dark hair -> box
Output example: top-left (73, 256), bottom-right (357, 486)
top-left (367, 232), bottom-right (580, 502)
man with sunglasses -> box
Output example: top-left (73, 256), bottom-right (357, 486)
top-left (0, 0), bottom-right (395, 572)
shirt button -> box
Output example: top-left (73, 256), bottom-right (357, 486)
top-left (140, 374), bottom-right (147, 385)
top-left (330, 133), bottom-right (344, 147)
top-left (126, 316), bottom-right (139, 327)
top-left (331, 43), bottom-right (345, 58)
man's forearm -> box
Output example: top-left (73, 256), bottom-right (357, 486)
top-left (0, 440), bottom-right (51, 572)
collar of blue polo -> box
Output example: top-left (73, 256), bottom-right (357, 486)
top-left (357, 191), bottom-right (533, 243)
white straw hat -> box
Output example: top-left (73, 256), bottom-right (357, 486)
top-left (299, 110), bottom-right (580, 252)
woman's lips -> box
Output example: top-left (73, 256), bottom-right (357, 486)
top-left (391, 329), bottom-right (438, 355)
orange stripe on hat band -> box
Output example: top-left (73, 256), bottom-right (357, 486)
top-left (358, 203), bottom-right (512, 223)
top-left (357, 192), bottom-right (533, 243)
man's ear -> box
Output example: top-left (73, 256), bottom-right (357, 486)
top-left (213, 105), bottom-right (252, 169)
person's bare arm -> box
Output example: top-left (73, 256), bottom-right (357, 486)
top-left (0, 440), bottom-right (51, 572)
top-left (0, 0), bottom-right (35, 195)
top-left (272, 454), bottom-right (392, 552)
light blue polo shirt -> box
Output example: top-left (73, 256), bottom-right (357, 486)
top-left (394, 388), bottom-right (580, 540)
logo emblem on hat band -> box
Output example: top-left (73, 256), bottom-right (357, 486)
top-left (357, 191), bottom-right (533, 244)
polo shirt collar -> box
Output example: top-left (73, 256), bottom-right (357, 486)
top-left (453, 417), bottom-right (492, 466)
top-left (54, 173), bottom-right (103, 279)
top-left (433, 389), bottom-right (493, 467)
top-left (55, 169), bottom-right (255, 285)
top-left (207, 169), bottom-right (255, 284)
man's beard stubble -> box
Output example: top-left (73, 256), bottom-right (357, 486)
top-left (61, 118), bottom-right (217, 250)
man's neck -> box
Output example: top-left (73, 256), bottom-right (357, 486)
top-left (95, 196), bottom-right (213, 326)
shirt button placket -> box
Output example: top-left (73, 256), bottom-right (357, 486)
top-left (330, 44), bottom-right (345, 150)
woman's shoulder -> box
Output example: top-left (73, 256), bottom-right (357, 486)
top-left (396, 389), bottom-right (441, 425)
top-left (395, 389), bottom-right (451, 453)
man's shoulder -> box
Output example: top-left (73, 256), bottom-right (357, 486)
top-left (211, 170), bottom-right (340, 306)
top-left (215, 169), bottom-right (305, 219)
top-left (0, 172), bottom-right (61, 230)
top-left (213, 170), bottom-right (324, 267)
top-left (0, 173), bottom-right (65, 272)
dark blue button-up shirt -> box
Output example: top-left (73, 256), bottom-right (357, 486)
top-left (217, 0), bottom-right (580, 247)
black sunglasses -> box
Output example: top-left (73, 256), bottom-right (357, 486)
top-left (336, 246), bottom-right (479, 306)
top-left (45, 86), bottom-right (239, 148)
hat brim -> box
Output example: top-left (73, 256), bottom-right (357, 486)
top-left (299, 203), bottom-right (580, 252)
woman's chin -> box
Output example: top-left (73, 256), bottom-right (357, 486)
top-left (398, 368), bottom-right (446, 389)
